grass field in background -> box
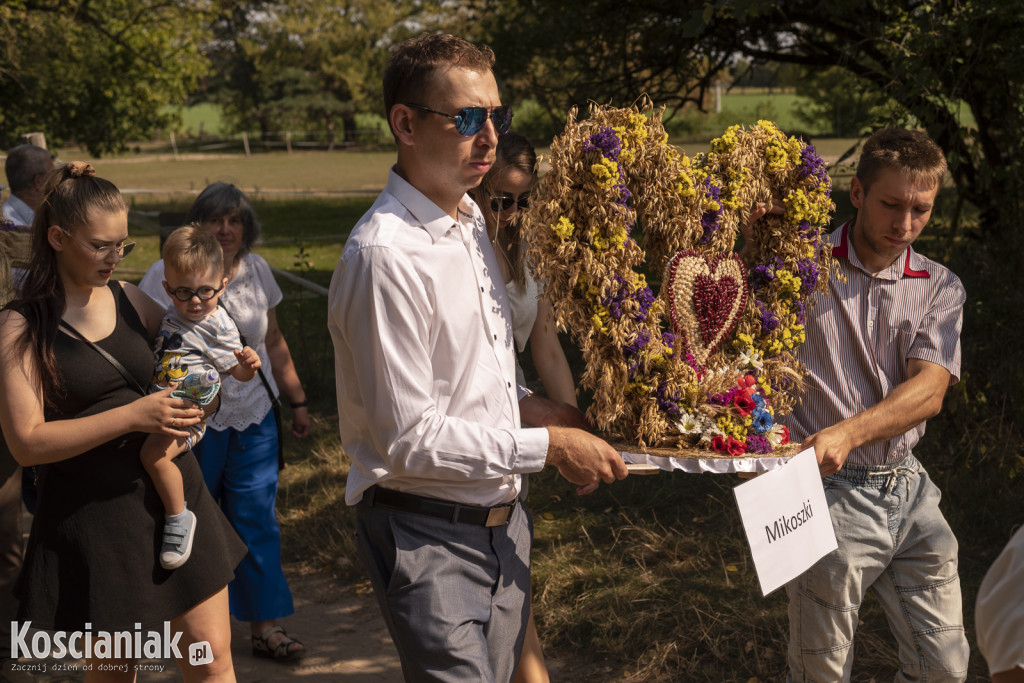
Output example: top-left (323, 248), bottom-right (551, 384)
top-left (63, 150), bottom-right (395, 195)
top-left (174, 102), bottom-right (226, 137)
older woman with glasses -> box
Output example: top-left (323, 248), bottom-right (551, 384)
top-left (0, 163), bottom-right (245, 681)
top-left (140, 182), bottom-right (309, 662)
top-left (469, 132), bottom-right (582, 683)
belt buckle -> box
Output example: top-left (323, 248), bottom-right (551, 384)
top-left (485, 504), bottom-right (512, 527)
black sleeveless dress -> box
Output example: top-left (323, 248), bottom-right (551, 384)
top-left (13, 283), bottom-right (247, 631)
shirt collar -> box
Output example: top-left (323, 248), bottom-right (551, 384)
top-left (3, 194), bottom-right (34, 227)
top-left (384, 168), bottom-right (475, 244)
top-left (831, 220), bottom-right (930, 279)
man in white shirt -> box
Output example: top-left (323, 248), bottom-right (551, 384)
top-left (3, 144), bottom-right (53, 226)
top-left (328, 33), bottom-right (628, 682)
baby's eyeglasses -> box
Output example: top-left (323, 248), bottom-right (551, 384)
top-left (60, 228), bottom-right (135, 261)
top-left (406, 104), bottom-right (513, 137)
top-left (490, 194), bottom-right (531, 213)
top-left (167, 284), bottom-right (224, 302)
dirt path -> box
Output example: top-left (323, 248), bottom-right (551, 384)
top-left (2, 565), bottom-right (404, 682)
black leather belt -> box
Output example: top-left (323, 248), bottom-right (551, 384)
top-left (367, 485), bottom-right (516, 527)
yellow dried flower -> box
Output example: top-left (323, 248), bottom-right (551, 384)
top-left (551, 216), bottom-right (576, 240)
top-left (590, 158), bottom-right (619, 189)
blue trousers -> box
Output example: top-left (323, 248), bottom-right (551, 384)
top-left (193, 412), bottom-right (294, 622)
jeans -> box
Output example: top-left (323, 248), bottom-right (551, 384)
top-left (786, 455), bottom-right (969, 682)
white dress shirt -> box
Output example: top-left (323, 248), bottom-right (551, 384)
top-left (329, 169), bottom-right (549, 507)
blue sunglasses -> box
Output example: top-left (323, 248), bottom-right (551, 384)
top-left (406, 103), bottom-right (513, 136)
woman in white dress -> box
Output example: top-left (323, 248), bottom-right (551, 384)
top-left (471, 132), bottom-right (580, 683)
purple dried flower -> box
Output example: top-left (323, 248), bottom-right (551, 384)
top-left (797, 145), bottom-right (827, 182)
top-left (749, 257), bottom-right (783, 291)
top-left (746, 435), bottom-right (772, 454)
top-left (583, 127), bottom-right (622, 160)
top-left (758, 302), bottom-right (779, 333)
top-left (602, 274), bottom-right (656, 323)
top-left (656, 382), bottom-right (682, 419)
top-left (622, 329), bottom-right (650, 357)
top-left (699, 181), bottom-right (723, 244)
top-left (794, 300), bottom-right (806, 326)
top-left (709, 386), bottom-right (741, 407)
top-left (796, 259), bottom-right (820, 295)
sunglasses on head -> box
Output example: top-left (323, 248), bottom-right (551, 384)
top-left (406, 104), bottom-right (513, 136)
top-left (489, 193), bottom-right (531, 213)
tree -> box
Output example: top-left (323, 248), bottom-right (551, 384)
top-left (460, 0), bottom-right (735, 129)
top-left (794, 67), bottom-right (897, 138)
top-left (468, 0), bottom-right (1024, 242)
top-left (716, 0), bottom-right (1024, 244)
top-left (0, 0), bottom-right (212, 155)
top-left (205, 0), bottom-right (435, 141)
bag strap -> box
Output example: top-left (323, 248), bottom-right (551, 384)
top-left (217, 303), bottom-right (280, 408)
top-left (218, 301), bottom-right (285, 471)
top-left (59, 320), bottom-right (147, 397)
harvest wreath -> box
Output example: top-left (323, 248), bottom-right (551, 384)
top-left (521, 99), bottom-right (836, 456)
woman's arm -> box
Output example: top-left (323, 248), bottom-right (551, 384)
top-left (0, 310), bottom-right (204, 466)
top-left (528, 298), bottom-right (578, 407)
top-left (264, 307), bottom-right (309, 438)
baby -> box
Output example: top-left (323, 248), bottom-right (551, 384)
top-left (143, 225), bottom-right (261, 569)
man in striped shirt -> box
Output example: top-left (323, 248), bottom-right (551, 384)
top-left (782, 128), bottom-right (969, 681)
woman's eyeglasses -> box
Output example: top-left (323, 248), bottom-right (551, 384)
top-left (490, 194), bottom-right (531, 213)
top-left (406, 104), bottom-right (513, 137)
top-left (166, 285), bottom-right (224, 302)
top-left (60, 228), bottom-right (135, 261)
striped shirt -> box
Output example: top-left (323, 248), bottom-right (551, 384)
top-left (783, 221), bottom-right (965, 466)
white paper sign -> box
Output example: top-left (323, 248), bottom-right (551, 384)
top-left (733, 447), bottom-right (837, 596)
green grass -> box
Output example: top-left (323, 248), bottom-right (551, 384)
top-left (58, 150), bottom-right (395, 195)
top-left (173, 102), bottom-right (226, 137)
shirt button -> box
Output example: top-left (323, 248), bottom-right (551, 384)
top-left (480, 286), bottom-right (484, 292)
top-left (493, 334), bottom-right (497, 340)
top-left (507, 381), bottom-right (512, 388)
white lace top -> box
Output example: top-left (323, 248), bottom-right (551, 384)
top-left (139, 253), bottom-right (283, 431)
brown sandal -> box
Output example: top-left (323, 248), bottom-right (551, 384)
top-left (252, 625), bottom-right (306, 661)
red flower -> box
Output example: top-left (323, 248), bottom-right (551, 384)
top-left (734, 393), bottom-right (756, 416)
top-left (779, 425), bottom-right (790, 445)
top-left (740, 374), bottom-right (757, 388)
top-left (711, 435), bottom-right (728, 452)
top-left (726, 436), bottom-right (748, 455)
